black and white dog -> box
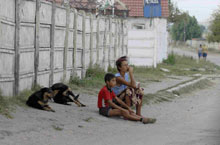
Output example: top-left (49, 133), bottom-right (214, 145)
top-left (51, 83), bottom-right (86, 107)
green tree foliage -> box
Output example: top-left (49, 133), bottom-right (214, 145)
top-left (207, 7), bottom-right (220, 42)
top-left (168, 0), bottom-right (181, 23)
top-left (168, 1), bottom-right (202, 41)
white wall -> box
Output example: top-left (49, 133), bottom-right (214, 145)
top-left (0, 0), bottom-right (127, 96)
top-left (186, 40), bottom-right (220, 50)
top-left (127, 18), bottom-right (168, 67)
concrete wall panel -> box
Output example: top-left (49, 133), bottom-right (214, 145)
top-left (0, 0), bottom-right (15, 22)
top-left (37, 72), bottom-right (50, 87)
top-left (0, 53), bottom-right (14, 77)
top-left (19, 75), bottom-right (33, 91)
top-left (20, 0), bottom-right (36, 23)
top-left (40, 2), bottom-right (52, 24)
top-left (19, 51), bottom-right (34, 74)
top-left (20, 24), bottom-right (35, 48)
top-left (53, 71), bottom-right (63, 84)
top-left (76, 50), bottom-right (82, 68)
top-left (85, 17), bottom-right (90, 33)
top-left (68, 30), bottom-right (74, 48)
top-left (0, 80), bottom-right (14, 96)
top-left (55, 7), bottom-right (66, 27)
top-left (67, 49), bottom-right (73, 67)
top-left (77, 14), bottom-right (83, 31)
top-left (39, 25), bottom-right (51, 48)
top-left (69, 11), bottom-right (74, 29)
top-left (0, 21), bottom-right (15, 49)
top-left (54, 27), bottom-right (65, 48)
top-left (39, 50), bottom-right (50, 71)
top-left (54, 50), bottom-right (64, 69)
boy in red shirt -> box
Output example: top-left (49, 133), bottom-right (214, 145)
top-left (98, 73), bottom-right (156, 124)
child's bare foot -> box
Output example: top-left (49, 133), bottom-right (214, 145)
top-left (142, 118), bottom-right (156, 124)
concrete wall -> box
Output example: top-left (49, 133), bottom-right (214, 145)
top-left (186, 40), bottom-right (220, 51)
top-left (127, 18), bottom-right (168, 67)
top-left (0, 0), bottom-right (128, 96)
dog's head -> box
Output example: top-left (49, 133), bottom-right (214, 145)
top-left (41, 87), bottom-right (53, 101)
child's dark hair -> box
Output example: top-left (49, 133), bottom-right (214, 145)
top-left (104, 73), bottom-right (115, 82)
top-left (116, 56), bottom-right (128, 72)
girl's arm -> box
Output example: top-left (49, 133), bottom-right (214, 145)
top-left (116, 67), bottom-right (136, 89)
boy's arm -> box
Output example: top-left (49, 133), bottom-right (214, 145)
top-left (107, 100), bottom-right (128, 112)
top-left (115, 97), bottom-right (134, 113)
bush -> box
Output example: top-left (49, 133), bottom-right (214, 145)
top-left (70, 65), bottom-right (106, 88)
top-left (163, 52), bottom-right (176, 65)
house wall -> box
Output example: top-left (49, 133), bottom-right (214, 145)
top-left (127, 17), bottom-right (168, 67)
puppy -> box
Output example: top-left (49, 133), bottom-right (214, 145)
top-left (26, 88), bottom-right (55, 112)
top-left (51, 83), bottom-right (86, 107)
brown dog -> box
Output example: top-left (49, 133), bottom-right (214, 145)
top-left (26, 88), bottom-right (55, 112)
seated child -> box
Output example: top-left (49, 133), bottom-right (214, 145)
top-left (97, 73), bottom-right (156, 124)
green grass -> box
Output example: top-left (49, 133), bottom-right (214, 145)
top-left (0, 85), bottom-right (42, 118)
top-left (68, 65), bottom-right (106, 95)
top-left (0, 91), bottom-right (12, 118)
top-left (68, 54), bottom-right (220, 94)
top-left (134, 53), bottom-right (220, 84)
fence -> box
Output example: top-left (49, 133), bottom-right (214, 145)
top-left (0, 0), bottom-right (128, 96)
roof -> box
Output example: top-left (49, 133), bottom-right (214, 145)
top-left (120, 0), bottom-right (144, 17)
top-left (69, 0), bottom-right (128, 11)
top-left (120, 0), bottom-right (169, 18)
top-left (45, 0), bottom-right (169, 18)
top-left (161, 0), bottom-right (169, 18)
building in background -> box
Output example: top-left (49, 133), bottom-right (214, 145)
top-left (46, 0), bottom-right (169, 67)
top-left (121, 0), bottom-right (169, 67)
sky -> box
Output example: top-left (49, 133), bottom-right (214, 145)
top-left (171, 0), bottom-right (220, 23)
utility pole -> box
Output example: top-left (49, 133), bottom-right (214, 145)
top-left (184, 19), bottom-right (186, 42)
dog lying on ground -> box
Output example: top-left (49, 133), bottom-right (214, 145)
top-left (26, 88), bottom-right (55, 112)
top-left (51, 83), bottom-right (86, 107)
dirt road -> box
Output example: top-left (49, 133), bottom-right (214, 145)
top-left (0, 48), bottom-right (220, 145)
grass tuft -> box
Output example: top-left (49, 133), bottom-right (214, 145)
top-left (163, 52), bottom-right (176, 65)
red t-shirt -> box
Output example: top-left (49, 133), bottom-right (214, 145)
top-left (97, 86), bottom-right (116, 108)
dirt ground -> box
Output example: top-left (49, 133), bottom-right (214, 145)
top-left (0, 48), bottom-right (220, 145)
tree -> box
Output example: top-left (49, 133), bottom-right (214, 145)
top-left (168, 0), bottom-right (202, 41)
top-left (171, 13), bottom-right (202, 41)
top-left (168, 0), bottom-right (181, 23)
top-left (207, 7), bottom-right (220, 42)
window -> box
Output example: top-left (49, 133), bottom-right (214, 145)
top-left (132, 24), bottom-right (145, 30)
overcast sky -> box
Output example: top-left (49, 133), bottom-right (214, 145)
top-left (171, 0), bottom-right (220, 23)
